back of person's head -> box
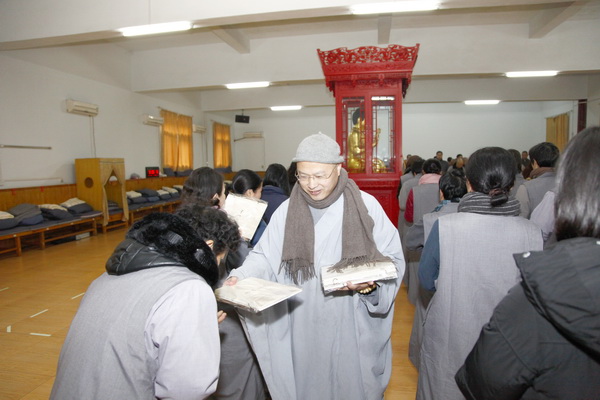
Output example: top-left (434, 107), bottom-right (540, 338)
top-left (439, 169), bottom-right (467, 201)
top-left (554, 126), bottom-right (600, 240)
top-left (406, 155), bottom-right (423, 169)
top-left (529, 142), bottom-right (560, 168)
top-left (465, 147), bottom-right (517, 206)
top-left (182, 167), bottom-right (224, 207)
top-left (411, 159), bottom-right (425, 175)
top-left (422, 158), bottom-right (442, 175)
top-left (263, 163), bottom-right (290, 196)
top-left (175, 203), bottom-right (241, 257)
top-left (507, 148), bottom-right (523, 172)
top-left (229, 169), bottom-right (262, 195)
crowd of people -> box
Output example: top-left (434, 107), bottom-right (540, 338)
top-left (49, 127), bottom-right (599, 400)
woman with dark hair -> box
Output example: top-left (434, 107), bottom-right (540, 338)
top-left (404, 158), bottom-right (442, 224)
top-left (228, 169), bottom-right (266, 247)
top-left (181, 166), bottom-right (226, 208)
top-left (456, 127), bottom-right (600, 400)
top-left (260, 163), bottom-right (290, 224)
top-left (51, 204), bottom-right (241, 399)
top-left (416, 147), bottom-right (543, 400)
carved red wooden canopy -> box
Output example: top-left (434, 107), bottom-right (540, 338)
top-left (317, 44), bottom-right (420, 97)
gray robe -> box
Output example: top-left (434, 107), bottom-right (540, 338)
top-left (230, 192), bottom-right (405, 400)
top-left (417, 213), bottom-right (543, 400)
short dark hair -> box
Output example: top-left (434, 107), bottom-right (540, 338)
top-left (181, 167), bottom-right (224, 207)
top-left (439, 169), bottom-right (467, 201)
top-left (175, 203), bottom-right (241, 257)
top-left (422, 158), bottom-right (442, 174)
top-left (529, 142), bottom-right (560, 168)
top-left (228, 169), bottom-right (262, 195)
top-left (411, 159), bottom-right (425, 174)
top-left (263, 163), bottom-right (290, 196)
top-left (555, 126), bottom-right (600, 240)
top-left (465, 147), bottom-right (516, 206)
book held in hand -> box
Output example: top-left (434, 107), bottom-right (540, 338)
top-left (215, 277), bottom-right (302, 313)
top-left (320, 261), bottom-right (398, 293)
top-left (222, 193), bottom-right (268, 241)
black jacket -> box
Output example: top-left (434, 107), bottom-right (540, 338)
top-left (455, 237), bottom-right (600, 399)
top-left (106, 212), bottom-right (219, 286)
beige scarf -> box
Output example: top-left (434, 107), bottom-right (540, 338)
top-left (280, 168), bottom-right (390, 284)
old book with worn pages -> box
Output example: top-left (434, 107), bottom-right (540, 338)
top-left (215, 277), bottom-right (302, 313)
top-left (321, 261), bottom-right (398, 293)
top-left (222, 193), bottom-right (268, 241)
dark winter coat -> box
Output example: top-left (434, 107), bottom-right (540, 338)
top-left (455, 237), bottom-right (600, 399)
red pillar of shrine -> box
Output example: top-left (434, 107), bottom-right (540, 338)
top-left (317, 44), bottom-right (420, 226)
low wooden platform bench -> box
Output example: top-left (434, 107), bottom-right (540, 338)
top-left (0, 211), bottom-right (102, 257)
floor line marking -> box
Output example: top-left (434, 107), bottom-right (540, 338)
top-left (0, 287), bottom-right (8, 292)
top-left (71, 292), bottom-right (85, 300)
top-left (30, 332), bottom-right (52, 337)
top-left (30, 309), bottom-right (49, 318)
top-left (7, 325), bottom-right (11, 333)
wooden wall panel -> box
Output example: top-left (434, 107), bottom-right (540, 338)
top-left (0, 184), bottom-right (78, 211)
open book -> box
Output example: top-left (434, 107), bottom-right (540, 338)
top-left (215, 277), bottom-right (302, 313)
top-left (321, 261), bottom-right (398, 293)
top-left (222, 193), bottom-right (268, 241)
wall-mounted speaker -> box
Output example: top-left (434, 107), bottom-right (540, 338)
top-left (235, 115), bottom-right (250, 123)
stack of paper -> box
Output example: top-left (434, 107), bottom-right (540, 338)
top-left (321, 261), bottom-right (398, 293)
top-left (215, 277), bottom-right (302, 313)
top-left (222, 193), bottom-right (268, 241)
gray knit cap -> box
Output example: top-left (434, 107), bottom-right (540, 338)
top-left (292, 132), bottom-right (344, 164)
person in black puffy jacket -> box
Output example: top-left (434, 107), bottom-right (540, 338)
top-left (455, 126), bottom-right (600, 399)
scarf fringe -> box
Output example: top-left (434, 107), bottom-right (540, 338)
top-left (327, 255), bottom-right (392, 273)
top-left (280, 259), bottom-right (315, 285)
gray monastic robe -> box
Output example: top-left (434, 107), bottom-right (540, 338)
top-left (417, 212), bottom-right (543, 400)
top-left (230, 192), bottom-right (405, 400)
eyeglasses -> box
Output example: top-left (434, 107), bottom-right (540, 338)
top-left (295, 166), bottom-right (338, 183)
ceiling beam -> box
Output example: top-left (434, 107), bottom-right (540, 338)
top-left (529, 1), bottom-right (588, 38)
top-left (378, 14), bottom-right (392, 45)
top-left (211, 27), bottom-right (250, 53)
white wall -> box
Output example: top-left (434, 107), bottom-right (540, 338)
top-left (0, 54), bottom-right (204, 188)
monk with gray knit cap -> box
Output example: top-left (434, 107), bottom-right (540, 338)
top-left (225, 132), bottom-right (405, 400)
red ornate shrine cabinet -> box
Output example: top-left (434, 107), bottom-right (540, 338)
top-left (317, 44), bottom-right (420, 226)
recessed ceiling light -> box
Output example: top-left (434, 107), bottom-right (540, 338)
top-left (270, 105), bottom-right (303, 111)
top-left (351, 1), bottom-right (440, 15)
top-left (118, 21), bottom-right (192, 37)
top-left (505, 71), bottom-right (559, 78)
top-left (464, 100), bottom-right (501, 105)
top-left (225, 81), bottom-right (270, 90)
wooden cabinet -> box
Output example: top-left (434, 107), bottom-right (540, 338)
top-left (75, 158), bottom-right (129, 227)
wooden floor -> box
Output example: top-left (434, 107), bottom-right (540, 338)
top-left (0, 229), bottom-right (418, 399)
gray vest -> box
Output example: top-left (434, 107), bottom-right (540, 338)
top-left (417, 213), bottom-right (543, 400)
top-left (51, 267), bottom-right (199, 400)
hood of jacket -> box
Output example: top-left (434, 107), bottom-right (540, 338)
top-left (514, 237), bottom-right (600, 358)
top-left (105, 212), bottom-right (219, 286)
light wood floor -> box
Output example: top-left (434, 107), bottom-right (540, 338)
top-left (0, 229), bottom-right (418, 399)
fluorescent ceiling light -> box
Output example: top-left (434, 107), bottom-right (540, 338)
top-left (464, 100), bottom-right (501, 105)
top-left (505, 71), bottom-right (559, 78)
top-left (225, 81), bottom-right (270, 90)
top-left (118, 21), bottom-right (192, 37)
top-left (270, 105), bottom-right (303, 111)
top-left (351, 1), bottom-right (440, 15)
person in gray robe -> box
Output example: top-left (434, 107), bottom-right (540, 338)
top-left (225, 133), bottom-right (405, 400)
top-left (405, 169), bottom-right (467, 368)
top-left (515, 142), bottom-right (559, 217)
top-left (416, 147), bottom-right (543, 400)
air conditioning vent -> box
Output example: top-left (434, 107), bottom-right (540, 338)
top-left (243, 132), bottom-right (263, 139)
top-left (193, 124), bottom-right (206, 133)
top-left (142, 114), bottom-right (164, 126)
top-left (66, 99), bottom-right (99, 116)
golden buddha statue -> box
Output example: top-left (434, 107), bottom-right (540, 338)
top-left (347, 111), bottom-right (387, 173)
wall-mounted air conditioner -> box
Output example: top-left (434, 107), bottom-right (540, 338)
top-left (243, 132), bottom-right (263, 138)
top-left (142, 114), bottom-right (164, 126)
top-left (66, 99), bottom-right (99, 116)
top-left (193, 124), bottom-right (206, 133)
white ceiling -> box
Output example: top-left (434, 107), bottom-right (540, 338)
top-left (2, 0), bottom-right (599, 111)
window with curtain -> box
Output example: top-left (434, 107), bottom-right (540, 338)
top-left (546, 113), bottom-right (569, 152)
top-left (213, 122), bottom-right (232, 169)
top-left (161, 109), bottom-right (193, 172)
